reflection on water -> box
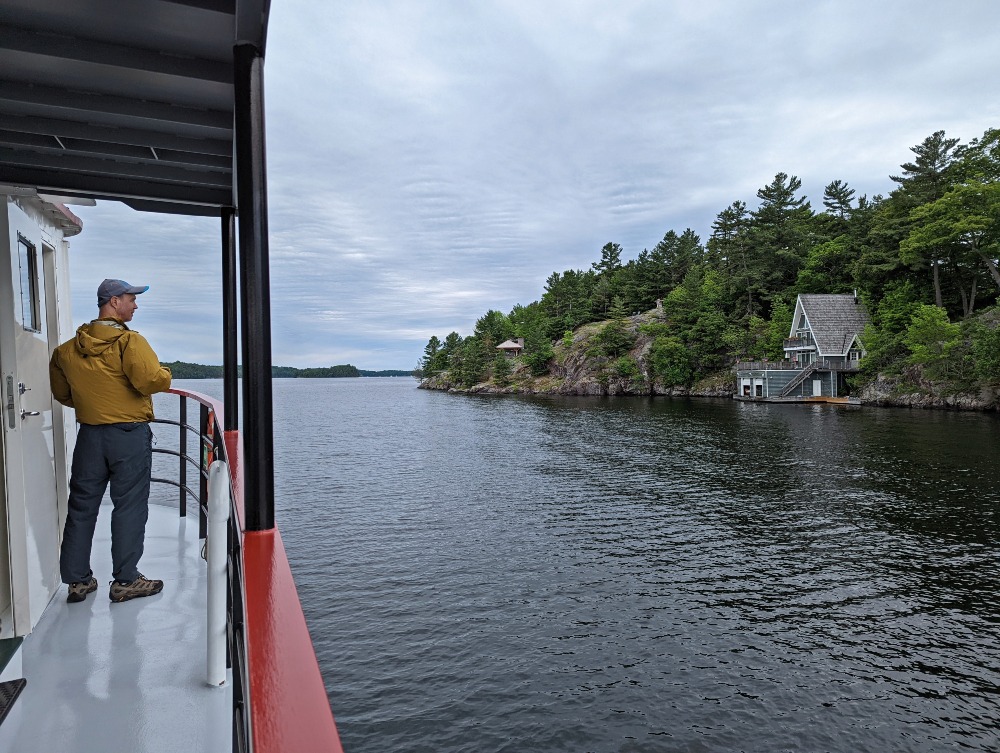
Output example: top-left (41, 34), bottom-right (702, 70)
top-left (156, 381), bottom-right (1000, 753)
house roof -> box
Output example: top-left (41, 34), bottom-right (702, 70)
top-left (796, 294), bottom-right (869, 356)
top-left (0, 0), bottom-right (270, 216)
top-left (496, 339), bottom-right (523, 350)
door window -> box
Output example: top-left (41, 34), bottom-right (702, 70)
top-left (16, 234), bottom-right (40, 332)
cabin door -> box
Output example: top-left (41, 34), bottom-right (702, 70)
top-left (0, 201), bottom-right (62, 637)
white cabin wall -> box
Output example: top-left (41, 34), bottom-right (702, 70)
top-left (0, 199), bottom-right (14, 634)
top-left (0, 194), bottom-right (74, 634)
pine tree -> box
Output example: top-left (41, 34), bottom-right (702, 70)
top-left (822, 179), bottom-right (856, 219)
top-left (747, 173), bottom-right (815, 315)
top-left (492, 352), bottom-right (512, 387)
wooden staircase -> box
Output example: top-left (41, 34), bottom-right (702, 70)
top-left (778, 364), bottom-right (817, 397)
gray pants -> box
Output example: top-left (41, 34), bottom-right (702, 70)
top-left (60, 422), bottom-right (152, 584)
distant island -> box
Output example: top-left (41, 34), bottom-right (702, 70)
top-left (163, 361), bottom-right (415, 379)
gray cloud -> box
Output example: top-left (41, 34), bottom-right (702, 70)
top-left (66, 0), bottom-right (1000, 369)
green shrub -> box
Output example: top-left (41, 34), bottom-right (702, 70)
top-left (524, 339), bottom-right (553, 376)
top-left (638, 321), bottom-right (671, 338)
top-left (591, 319), bottom-right (635, 358)
top-left (904, 305), bottom-right (961, 366)
top-left (968, 317), bottom-right (1000, 386)
top-left (649, 335), bottom-right (693, 386)
top-left (612, 356), bottom-right (642, 380)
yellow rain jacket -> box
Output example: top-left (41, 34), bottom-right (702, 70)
top-left (49, 318), bottom-right (172, 424)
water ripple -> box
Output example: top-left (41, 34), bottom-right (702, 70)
top-left (156, 381), bottom-right (1000, 753)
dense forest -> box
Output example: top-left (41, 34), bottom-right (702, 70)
top-left (419, 128), bottom-right (1000, 394)
top-left (163, 362), bottom-right (414, 379)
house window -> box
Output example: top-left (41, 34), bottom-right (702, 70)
top-left (17, 234), bottom-right (40, 332)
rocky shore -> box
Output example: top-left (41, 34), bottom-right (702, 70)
top-left (420, 311), bottom-right (999, 412)
top-left (419, 371), bottom-right (733, 398)
top-left (422, 370), bottom-right (999, 411)
top-left (858, 372), bottom-right (1000, 411)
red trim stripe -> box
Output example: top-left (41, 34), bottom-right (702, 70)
top-left (244, 529), bottom-right (344, 753)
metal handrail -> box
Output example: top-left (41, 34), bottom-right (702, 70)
top-left (152, 447), bottom-right (206, 474)
top-left (155, 417), bottom-right (215, 440)
top-left (152, 417), bottom-right (200, 432)
top-left (151, 388), bottom-right (251, 753)
top-left (149, 477), bottom-right (200, 502)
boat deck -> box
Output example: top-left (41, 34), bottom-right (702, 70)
top-left (0, 501), bottom-right (230, 753)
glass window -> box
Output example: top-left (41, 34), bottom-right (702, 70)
top-left (17, 235), bottom-right (40, 332)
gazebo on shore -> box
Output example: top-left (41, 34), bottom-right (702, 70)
top-left (496, 338), bottom-right (525, 357)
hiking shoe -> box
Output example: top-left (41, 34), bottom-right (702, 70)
top-left (109, 574), bottom-right (163, 603)
top-left (67, 576), bottom-right (98, 603)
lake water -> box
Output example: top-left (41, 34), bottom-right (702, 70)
top-left (157, 379), bottom-right (1000, 753)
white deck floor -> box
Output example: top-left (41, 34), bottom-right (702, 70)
top-left (0, 501), bottom-right (231, 752)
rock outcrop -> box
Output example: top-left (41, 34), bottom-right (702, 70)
top-left (859, 370), bottom-right (999, 411)
top-left (419, 310), bottom-right (733, 398)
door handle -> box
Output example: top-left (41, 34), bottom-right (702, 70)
top-left (15, 383), bottom-right (37, 423)
top-left (5, 376), bottom-right (14, 429)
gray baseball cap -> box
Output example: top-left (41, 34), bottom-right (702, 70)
top-left (97, 278), bottom-right (149, 305)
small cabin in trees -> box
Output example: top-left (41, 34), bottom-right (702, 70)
top-left (735, 293), bottom-right (869, 401)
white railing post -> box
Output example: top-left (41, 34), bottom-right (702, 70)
top-left (207, 460), bottom-right (230, 687)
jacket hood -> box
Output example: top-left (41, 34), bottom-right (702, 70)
top-left (75, 318), bottom-right (130, 356)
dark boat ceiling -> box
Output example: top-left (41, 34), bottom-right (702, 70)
top-left (0, 0), bottom-right (270, 216)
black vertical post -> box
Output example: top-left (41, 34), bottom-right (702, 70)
top-left (179, 396), bottom-right (187, 517)
top-left (222, 207), bottom-right (239, 432)
top-left (234, 42), bottom-right (274, 532)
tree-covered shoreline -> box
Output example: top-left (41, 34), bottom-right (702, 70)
top-left (419, 128), bottom-right (1000, 402)
top-left (162, 361), bottom-right (414, 379)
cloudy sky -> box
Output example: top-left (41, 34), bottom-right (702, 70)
top-left (64, 0), bottom-right (1000, 370)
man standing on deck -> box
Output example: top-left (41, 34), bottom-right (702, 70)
top-left (49, 279), bottom-right (172, 603)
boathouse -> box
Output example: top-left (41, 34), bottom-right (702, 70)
top-left (735, 293), bottom-right (869, 401)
